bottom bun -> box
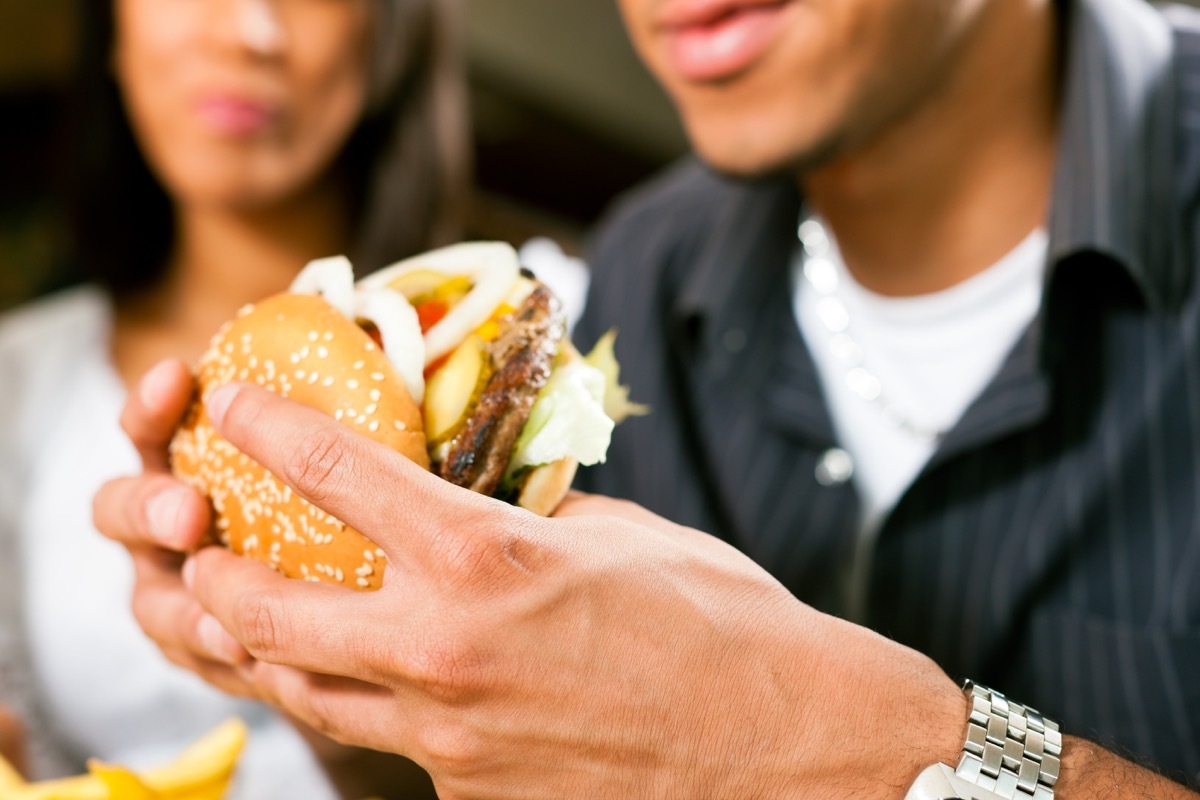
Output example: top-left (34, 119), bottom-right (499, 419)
top-left (510, 339), bottom-right (587, 516)
top-left (515, 456), bottom-right (579, 517)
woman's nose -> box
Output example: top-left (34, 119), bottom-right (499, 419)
top-left (224, 0), bottom-right (287, 56)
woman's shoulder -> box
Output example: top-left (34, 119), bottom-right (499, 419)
top-left (0, 285), bottom-right (110, 359)
top-left (0, 285), bottom-right (112, 434)
top-left (0, 284), bottom-right (109, 347)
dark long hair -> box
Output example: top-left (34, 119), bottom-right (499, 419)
top-left (67, 0), bottom-right (470, 298)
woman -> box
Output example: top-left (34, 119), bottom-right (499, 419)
top-left (0, 0), bottom-right (467, 796)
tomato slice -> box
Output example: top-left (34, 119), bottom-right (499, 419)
top-left (416, 300), bottom-right (449, 333)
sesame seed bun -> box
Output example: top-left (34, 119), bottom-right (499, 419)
top-left (170, 292), bottom-right (428, 591)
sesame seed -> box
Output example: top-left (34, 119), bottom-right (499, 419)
top-left (308, 331), bottom-right (319, 342)
top-left (335, 567), bottom-right (344, 582)
top-left (323, 376), bottom-right (335, 387)
top-left (308, 373), bottom-right (319, 384)
top-left (335, 409), bottom-right (345, 420)
top-left (394, 420), bottom-right (407, 431)
top-left (294, 369), bottom-right (306, 379)
top-left (289, 353), bottom-right (301, 364)
top-left (317, 346), bottom-right (329, 359)
top-left (356, 564), bottom-right (373, 577)
top-left (357, 577), bottom-right (371, 588)
top-left (347, 379), bottom-right (360, 390)
top-left (369, 389), bottom-right (381, 402)
top-left (370, 372), bottom-right (385, 382)
top-left (364, 550), bottom-right (375, 562)
top-left (323, 331), bottom-right (334, 341)
top-left (353, 360), bottom-right (365, 370)
top-left (299, 346), bottom-right (310, 359)
top-left (369, 420), bottom-right (379, 432)
top-left (365, 403), bottom-right (378, 415)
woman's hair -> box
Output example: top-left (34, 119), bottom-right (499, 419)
top-left (68, 0), bottom-right (470, 297)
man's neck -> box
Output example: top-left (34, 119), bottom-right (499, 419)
top-left (801, 0), bottom-right (1060, 297)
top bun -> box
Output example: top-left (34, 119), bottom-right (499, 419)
top-left (171, 292), bottom-right (428, 591)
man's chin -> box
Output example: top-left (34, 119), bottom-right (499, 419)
top-left (691, 130), bottom-right (847, 184)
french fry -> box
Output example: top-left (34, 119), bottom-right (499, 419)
top-left (0, 719), bottom-right (247, 800)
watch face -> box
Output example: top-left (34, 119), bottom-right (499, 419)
top-left (907, 764), bottom-right (1004, 800)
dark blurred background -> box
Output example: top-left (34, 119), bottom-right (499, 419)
top-left (4, 2), bottom-right (1193, 314)
top-left (0, 0), bottom-right (688, 312)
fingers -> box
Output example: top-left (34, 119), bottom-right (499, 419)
top-left (121, 359), bottom-right (196, 472)
top-left (186, 545), bottom-right (398, 685)
top-left (130, 545), bottom-right (249, 663)
top-left (244, 664), bottom-right (406, 756)
top-left (204, 382), bottom-right (511, 563)
top-left (94, 474), bottom-right (211, 552)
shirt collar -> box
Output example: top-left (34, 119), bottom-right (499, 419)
top-left (1048, 0), bottom-right (1186, 310)
top-left (671, 167), bottom-right (800, 358)
top-left (673, 0), bottom-right (1187, 340)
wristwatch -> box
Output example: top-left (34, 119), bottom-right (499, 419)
top-left (904, 681), bottom-right (1062, 800)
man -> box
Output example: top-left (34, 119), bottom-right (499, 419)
top-left (95, 0), bottom-right (1199, 797)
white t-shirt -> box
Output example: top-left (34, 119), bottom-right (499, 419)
top-left (793, 225), bottom-right (1048, 617)
top-left (2, 287), bottom-right (337, 798)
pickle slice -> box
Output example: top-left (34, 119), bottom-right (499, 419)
top-left (425, 334), bottom-right (488, 443)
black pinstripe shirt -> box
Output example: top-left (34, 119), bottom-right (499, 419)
top-left (575, 0), bottom-right (1200, 782)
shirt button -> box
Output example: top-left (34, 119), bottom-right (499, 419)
top-left (815, 448), bottom-right (854, 486)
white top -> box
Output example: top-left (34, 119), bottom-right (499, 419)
top-left (793, 227), bottom-right (1048, 616)
top-left (0, 287), bottom-right (336, 798)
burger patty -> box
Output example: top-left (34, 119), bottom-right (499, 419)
top-left (435, 283), bottom-right (565, 496)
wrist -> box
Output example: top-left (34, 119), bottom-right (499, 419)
top-left (882, 672), bottom-right (971, 800)
top-left (905, 682), bottom-right (1068, 800)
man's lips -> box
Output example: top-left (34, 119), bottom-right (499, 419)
top-left (658, 0), bottom-right (794, 82)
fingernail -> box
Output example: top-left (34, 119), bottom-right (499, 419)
top-left (138, 359), bottom-right (178, 411)
top-left (182, 556), bottom-right (197, 590)
top-left (197, 614), bottom-right (243, 665)
top-left (146, 486), bottom-right (189, 548)
top-left (205, 383), bottom-right (241, 428)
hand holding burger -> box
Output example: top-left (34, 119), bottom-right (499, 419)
top-left (170, 242), bottom-right (642, 590)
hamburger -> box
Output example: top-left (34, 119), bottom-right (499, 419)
top-left (171, 242), bottom-right (641, 590)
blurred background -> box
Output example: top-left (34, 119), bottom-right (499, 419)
top-left (0, 0), bottom-right (688, 312)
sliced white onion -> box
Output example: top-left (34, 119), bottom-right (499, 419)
top-left (359, 242), bottom-right (520, 366)
top-left (355, 288), bottom-right (426, 405)
top-left (290, 255), bottom-right (356, 320)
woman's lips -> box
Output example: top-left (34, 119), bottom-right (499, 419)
top-left (196, 96), bottom-right (280, 136)
top-left (660, 0), bottom-right (793, 83)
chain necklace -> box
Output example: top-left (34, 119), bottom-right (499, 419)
top-left (797, 217), bottom-right (947, 443)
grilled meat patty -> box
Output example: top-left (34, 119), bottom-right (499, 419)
top-left (435, 283), bottom-right (565, 496)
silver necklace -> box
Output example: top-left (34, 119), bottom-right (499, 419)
top-left (797, 216), bottom-right (946, 442)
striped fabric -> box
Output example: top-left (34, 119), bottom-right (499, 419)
top-left (574, 0), bottom-right (1200, 783)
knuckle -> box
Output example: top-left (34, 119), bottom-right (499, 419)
top-left (417, 718), bottom-right (484, 771)
top-left (434, 520), bottom-right (528, 588)
top-left (295, 681), bottom-right (348, 742)
top-left (234, 589), bottom-right (289, 658)
top-left (403, 633), bottom-right (484, 704)
top-left (284, 427), bottom-right (356, 504)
